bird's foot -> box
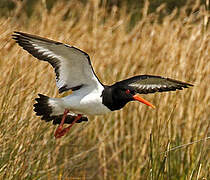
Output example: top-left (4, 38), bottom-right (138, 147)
top-left (54, 126), bottom-right (70, 138)
top-left (54, 110), bottom-right (82, 138)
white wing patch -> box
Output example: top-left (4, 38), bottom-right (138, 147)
top-left (130, 83), bottom-right (164, 89)
top-left (13, 32), bottom-right (103, 93)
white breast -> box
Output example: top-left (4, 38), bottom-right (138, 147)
top-left (62, 85), bottom-right (111, 115)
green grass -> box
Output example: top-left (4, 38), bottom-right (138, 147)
top-left (0, 1), bottom-right (209, 179)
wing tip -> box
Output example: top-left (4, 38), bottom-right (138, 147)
top-left (12, 31), bottom-right (25, 38)
top-left (12, 32), bottom-right (19, 40)
top-left (12, 31), bottom-right (29, 44)
top-left (12, 31), bottom-right (64, 45)
top-left (166, 77), bottom-right (193, 88)
top-left (186, 83), bottom-right (194, 87)
top-left (178, 82), bottom-right (194, 89)
top-left (13, 31), bottom-right (21, 35)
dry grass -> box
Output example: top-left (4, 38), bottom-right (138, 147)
top-left (0, 0), bottom-right (209, 179)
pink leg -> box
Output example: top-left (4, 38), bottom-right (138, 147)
top-left (54, 109), bottom-right (82, 138)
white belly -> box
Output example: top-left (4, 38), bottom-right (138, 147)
top-left (62, 89), bottom-right (111, 115)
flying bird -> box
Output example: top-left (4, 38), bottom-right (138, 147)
top-left (12, 32), bottom-right (193, 138)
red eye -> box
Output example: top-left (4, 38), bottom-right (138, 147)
top-left (125, 89), bottom-right (130, 94)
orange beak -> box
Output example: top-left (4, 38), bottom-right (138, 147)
top-left (133, 95), bottom-right (155, 109)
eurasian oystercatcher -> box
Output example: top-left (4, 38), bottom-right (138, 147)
top-left (12, 32), bottom-right (193, 138)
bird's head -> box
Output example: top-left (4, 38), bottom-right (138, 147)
top-left (114, 86), bottom-right (155, 108)
top-left (102, 85), bottom-right (155, 111)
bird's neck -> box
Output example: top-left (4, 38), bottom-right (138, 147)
top-left (101, 85), bottom-right (128, 111)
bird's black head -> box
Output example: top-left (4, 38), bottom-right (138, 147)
top-left (102, 84), bottom-right (155, 111)
top-left (101, 85), bottom-right (135, 111)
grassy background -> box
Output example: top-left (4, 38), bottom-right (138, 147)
top-left (0, 0), bottom-right (209, 179)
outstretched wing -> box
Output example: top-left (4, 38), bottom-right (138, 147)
top-left (115, 75), bottom-right (193, 94)
top-left (12, 31), bottom-right (102, 93)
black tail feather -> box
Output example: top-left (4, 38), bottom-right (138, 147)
top-left (33, 94), bottom-right (88, 124)
top-left (34, 94), bottom-right (53, 122)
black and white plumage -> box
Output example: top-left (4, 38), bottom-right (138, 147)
top-left (13, 31), bottom-right (100, 94)
top-left (13, 32), bottom-right (193, 138)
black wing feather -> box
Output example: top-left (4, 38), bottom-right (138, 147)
top-left (115, 75), bottom-right (193, 94)
top-left (12, 31), bottom-right (101, 93)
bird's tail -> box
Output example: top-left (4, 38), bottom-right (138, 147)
top-left (33, 94), bottom-right (88, 124)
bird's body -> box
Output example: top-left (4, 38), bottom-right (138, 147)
top-left (12, 31), bottom-right (193, 138)
top-left (49, 85), bottom-right (111, 116)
